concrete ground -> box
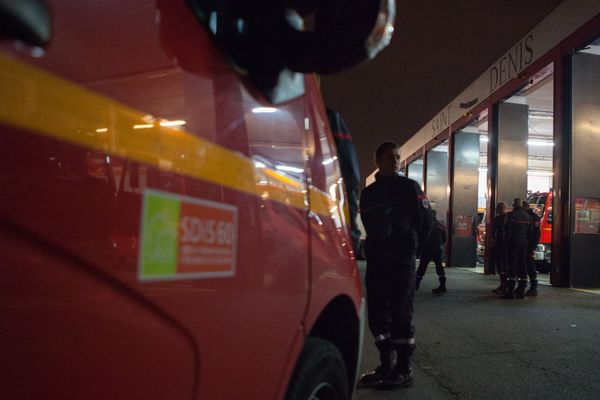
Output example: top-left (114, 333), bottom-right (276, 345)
top-left (354, 262), bottom-right (600, 400)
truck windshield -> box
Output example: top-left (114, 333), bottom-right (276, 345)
top-left (529, 195), bottom-right (547, 217)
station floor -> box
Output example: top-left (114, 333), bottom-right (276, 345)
top-left (354, 261), bottom-right (600, 400)
top-left (470, 264), bottom-right (600, 295)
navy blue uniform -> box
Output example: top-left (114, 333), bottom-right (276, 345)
top-left (525, 208), bottom-right (541, 281)
top-left (491, 212), bottom-right (510, 294)
top-left (505, 207), bottom-right (533, 296)
top-left (416, 218), bottom-right (446, 279)
top-left (360, 173), bottom-right (433, 375)
top-left (492, 213), bottom-right (508, 275)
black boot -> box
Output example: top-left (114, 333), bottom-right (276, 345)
top-left (515, 280), bottom-right (528, 299)
top-left (359, 338), bottom-right (395, 387)
top-left (359, 365), bottom-right (387, 388)
top-left (377, 370), bottom-right (413, 390)
top-left (377, 341), bottom-right (415, 390)
top-left (415, 275), bottom-right (423, 291)
top-left (432, 276), bottom-right (447, 294)
top-left (526, 279), bottom-right (538, 296)
top-left (492, 274), bottom-right (507, 294)
top-left (501, 278), bottom-right (516, 299)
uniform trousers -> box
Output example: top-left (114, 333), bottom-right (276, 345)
top-left (417, 250), bottom-right (444, 278)
top-left (494, 246), bottom-right (507, 275)
top-left (507, 242), bottom-right (528, 280)
top-left (365, 263), bottom-right (415, 374)
top-left (526, 248), bottom-right (538, 281)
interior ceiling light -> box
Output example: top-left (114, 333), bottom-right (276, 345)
top-left (527, 140), bottom-right (554, 147)
top-left (527, 170), bottom-right (553, 176)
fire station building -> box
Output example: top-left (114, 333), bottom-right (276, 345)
top-left (390, 0), bottom-right (600, 288)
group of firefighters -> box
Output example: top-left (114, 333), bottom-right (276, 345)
top-left (491, 198), bottom-right (541, 299)
top-left (414, 197), bottom-right (542, 300)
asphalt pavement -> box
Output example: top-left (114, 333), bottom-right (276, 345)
top-left (354, 261), bottom-right (600, 400)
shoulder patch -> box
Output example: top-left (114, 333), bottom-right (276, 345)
top-left (417, 193), bottom-right (430, 208)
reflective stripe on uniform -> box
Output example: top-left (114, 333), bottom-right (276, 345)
top-left (375, 333), bottom-right (391, 342)
top-left (391, 337), bottom-right (416, 345)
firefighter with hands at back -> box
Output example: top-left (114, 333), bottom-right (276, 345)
top-left (358, 141), bottom-right (433, 390)
top-left (502, 198), bottom-right (533, 299)
top-left (522, 200), bottom-right (541, 296)
top-left (492, 202), bottom-right (509, 294)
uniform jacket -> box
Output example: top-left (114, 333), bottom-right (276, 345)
top-left (493, 213), bottom-right (508, 249)
top-left (525, 208), bottom-right (541, 249)
top-left (360, 173), bottom-right (433, 266)
top-left (505, 207), bottom-right (533, 247)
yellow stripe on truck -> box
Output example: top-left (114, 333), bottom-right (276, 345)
top-left (0, 54), bottom-right (336, 217)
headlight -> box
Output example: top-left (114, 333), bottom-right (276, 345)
top-left (536, 244), bottom-right (545, 252)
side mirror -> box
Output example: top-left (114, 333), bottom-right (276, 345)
top-left (286, 0), bottom-right (395, 73)
top-left (186, 0), bottom-right (395, 103)
top-left (0, 0), bottom-right (51, 48)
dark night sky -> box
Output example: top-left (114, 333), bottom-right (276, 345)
top-left (321, 0), bottom-right (563, 183)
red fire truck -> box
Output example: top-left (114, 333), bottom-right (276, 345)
top-left (528, 191), bottom-right (553, 272)
top-left (0, 1), bottom-right (395, 399)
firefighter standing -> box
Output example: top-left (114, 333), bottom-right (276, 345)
top-left (492, 202), bottom-right (509, 294)
top-left (416, 210), bottom-right (447, 293)
top-left (359, 142), bottom-right (433, 389)
top-left (503, 198), bottom-right (533, 299)
top-left (522, 201), bottom-right (541, 296)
